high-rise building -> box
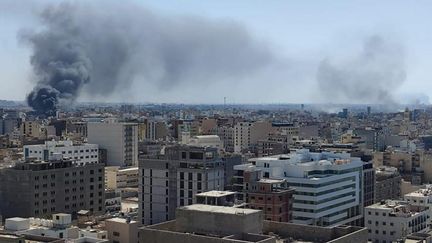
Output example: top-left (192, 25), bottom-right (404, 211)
top-left (375, 166), bottom-right (401, 202)
top-left (138, 145), bottom-right (225, 225)
top-left (20, 121), bottom-right (43, 138)
top-left (247, 149), bottom-right (364, 227)
top-left (234, 121), bottom-right (273, 153)
top-left (0, 159), bottom-right (105, 219)
top-left (88, 122), bottom-right (138, 166)
top-left (24, 140), bottom-right (99, 166)
top-left (363, 161), bottom-right (376, 208)
top-left (214, 125), bottom-right (235, 152)
top-left (145, 120), bottom-right (168, 141)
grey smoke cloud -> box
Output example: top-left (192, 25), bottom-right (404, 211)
top-left (317, 35), bottom-right (407, 104)
top-left (22, 1), bottom-right (274, 115)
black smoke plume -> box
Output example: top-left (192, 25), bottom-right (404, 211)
top-left (317, 35), bottom-right (406, 104)
top-left (22, 1), bottom-right (274, 115)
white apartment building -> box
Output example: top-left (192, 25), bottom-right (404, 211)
top-left (404, 185), bottom-right (432, 223)
top-left (24, 140), bottom-right (99, 165)
top-left (404, 186), bottom-right (432, 207)
top-left (246, 149), bottom-right (364, 227)
top-left (365, 200), bottom-right (429, 243)
top-left (88, 122), bottom-right (138, 166)
top-left (105, 166), bottom-right (139, 190)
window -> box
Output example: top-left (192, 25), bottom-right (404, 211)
top-left (190, 152), bottom-right (203, 160)
top-left (113, 232), bottom-right (120, 237)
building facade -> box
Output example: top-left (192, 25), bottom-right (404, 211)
top-left (247, 149), bottom-right (364, 227)
top-left (105, 166), bottom-right (139, 190)
top-left (88, 122), bottom-right (138, 166)
top-left (365, 200), bottom-right (428, 243)
top-left (375, 166), bottom-right (401, 202)
top-left (0, 159), bottom-right (105, 219)
top-left (24, 140), bottom-right (99, 166)
top-left (138, 145), bottom-right (225, 225)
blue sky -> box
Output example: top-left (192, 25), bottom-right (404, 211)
top-left (1, 0), bottom-right (432, 104)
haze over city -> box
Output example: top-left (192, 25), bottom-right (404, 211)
top-left (1, 0), bottom-right (432, 106)
top-left (5, 2), bottom-right (432, 243)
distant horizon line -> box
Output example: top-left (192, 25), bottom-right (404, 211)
top-left (0, 99), bottom-right (429, 107)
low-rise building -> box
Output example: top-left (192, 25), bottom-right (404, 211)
top-left (246, 178), bottom-right (294, 222)
top-left (365, 200), bottom-right (429, 242)
top-left (139, 204), bottom-right (368, 243)
top-left (105, 190), bottom-right (122, 213)
top-left (105, 166), bottom-right (139, 190)
top-left (2, 213), bottom-right (108, 242)
top-left (105, 217), bottom-right (138, 243)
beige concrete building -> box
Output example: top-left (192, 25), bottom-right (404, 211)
top-left (139, 204), bottom-right (368, 243)
top-left (20, 121), bottom-right (43, 139)
top-left (105, 166), bottom-right (139, 190)
top-left (105, 217), bottom-right (138, 243)
top-left (234, 121), bottom-right (274, 153)
top-left (88, 122), bottom-right (138, 167)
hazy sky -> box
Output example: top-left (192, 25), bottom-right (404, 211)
top-left (1, 0), bottom-right (432, 104)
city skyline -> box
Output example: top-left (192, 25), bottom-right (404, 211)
top-left (1, 0), bottom-right (432, 106)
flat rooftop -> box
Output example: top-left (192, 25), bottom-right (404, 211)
top-left (405, 186), bottom-right (432, 197)
top-left (106, 217), bottom-right (137, 224)
top-left (259, 179), bottom-right (286, 184)
top-left (196, 190), bottom-right (237, 198)
top-left (6, 217), bottom-right (28, 222)
top-left (180, 204), bottom-right (260, 215)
